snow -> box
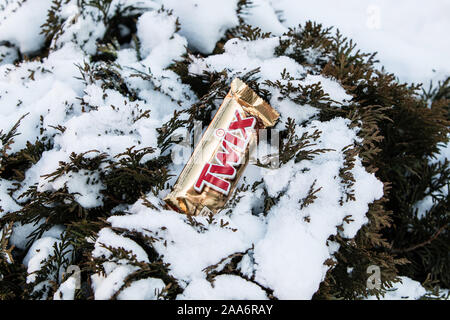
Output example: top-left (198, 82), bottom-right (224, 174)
top-left (61, 170), bottom-right (105, 208)
top-left (250, 118), bottom-right (383, 299)
top-left (93, 228), bottom-right (150, 264)
top-left (91, 264), bottom-right (139, 300)
top-left (0, 179), bottom-right (21, 218)
top-left (0, 9), bottom-right (385, 298)
top-left (53, 275), bottom-right (77, 300)
top-left (242, 0), bottom-right (287, 36)
top-left (0, 44), bottom-right (85, 155)
top-left (365, 277), bottom-right (449, 300)
top-left (105, 208), bottom-right (255, 283)
top-left (155, 0), bottom-right (239, 54)
top-left (0, 0), bottom-right (53, 53)
top-left (23, 235), bottom-right (72, 284)
top-left (0, 0), bottom-right (446, 300)
top-left (178, 275), bottom-right (268, 300)
top-left (137, 10), bottom-right (180, 58)
top-left (9, 222), bottom-right (64, 251)
top-left (117, 278), bottom-right (166, 300)
top-left (302, 75), bottom-right (353, 106)
top-left (51, 3), bottom-right (107, 55)
top-left (0, 45), bottom-right (17, 65)
top-left (190, 37), bottom-right (303, 82)
top-left (89, 63), bottom-right (383, 299)
top-left (271, 0), bottom-right (450, 85)
top-left (366, 277), bottom-right (427, 300)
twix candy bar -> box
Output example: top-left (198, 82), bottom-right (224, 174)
top-left (164, 78), bottom-right (279, 215)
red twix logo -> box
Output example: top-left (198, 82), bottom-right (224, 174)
top-left (194, 110), bottom-right (256, 195)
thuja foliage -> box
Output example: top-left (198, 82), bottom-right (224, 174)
top-left (0, 1), bottom-right (188, 300)
top-left (0, 144), bottom-right (173, 298)
top-left (0, 0), bottom-right (448, 300)
top-left (274, 23), bottom-right (449, 298)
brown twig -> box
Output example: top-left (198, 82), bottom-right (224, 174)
top-left (392, 223), bottom-right (448, 254)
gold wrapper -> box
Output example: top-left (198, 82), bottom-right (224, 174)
top-left (164, 78), bottom-right (279, 215)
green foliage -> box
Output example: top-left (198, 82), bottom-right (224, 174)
top-left (157, 110), bottom-right (188, 154)
top-left (89, 225), bottom-right (182, 299)
top-left (321, 32), bottom-right (449, 292)
top-left (41, 0), bottom-right (71, 48)
top-left (275, 22), bottom-right (335, 68)
top-left (104, 146), bottom-right (171, 202)
top-left (27, 232), bottom-right (74, 299)
top-left (1, 114), bottom-right (53, 185)
top-left (75, 61), bottom-right (138, 101)
top-left (299, 180), bottom-right (321, 211)
top-left (0, 222), bottom-right (28, 300)
top-left (230, 24), bottom-right (272, 41)
top-left (308, 23), bottom-right (449, 297)
top-left (275, 118), bottom-right (333, 166)
top-left (201, 245), bottom-right (277, 299)
top-left (0, 141), bottom-right (174, 299)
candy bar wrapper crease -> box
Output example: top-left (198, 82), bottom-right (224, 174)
top-left (164, 78), bottom-right (280, 216)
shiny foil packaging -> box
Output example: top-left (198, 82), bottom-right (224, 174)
top-left (164, 78), bottom-right (279, 215)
